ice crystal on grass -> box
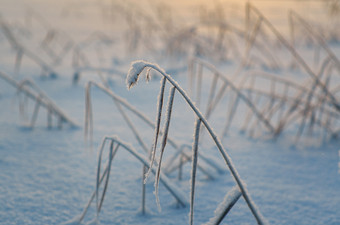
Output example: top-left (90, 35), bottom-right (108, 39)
top-left (126, 60), bottom-right (148, 89)
top-left (126, 60), bottom-right (166, 89)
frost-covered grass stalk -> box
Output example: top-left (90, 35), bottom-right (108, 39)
top-left (96, 139), bottom-right (119, 218)
top-left (204, 186), bottom-right (242, 225)
top-left (293, 57), bottom-right (334, 142)
top-left (154, 86), bottom-right (176, 211)
top-left (189, 118), bottom-right (201, 225)
top-left (84, 80), bottom-right (196, 214)
top-left (289, 10), bottom-right (340, 73)
top-left (126, 60), bottom-right (268, 225)
top-left (0, 15), bottom-right (59, 78)
top-left (24, 8), bottom-right (75, 66)
top-left (84, 80), bottom-right (191, 153)
top-left (163, 144), bottom-right (223, 180)
top-left (188, 57), bottom-right (340, 142)
top-left (85, 82), bottom-right (94, 146)
top-left (66, 135), bottom-right (189, 225)
top-left (71, 32), bottom-right (124, 85)
top-left (0, 71), bottom-right (78, 128)
top-left (144, 77), bottom-right (166, 184)
top-left (245, 3), bottom-right (340, 112)
top-left (72, 66), bottom-right (125, 85)
top-left (188, 57), bottom-right (275, 136)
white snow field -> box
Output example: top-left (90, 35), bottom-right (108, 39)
top-left (0, 0), bottom-right (339, 225)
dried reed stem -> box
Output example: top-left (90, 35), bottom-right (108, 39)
top-left (189, 118), bottom-right (201, 225)
top-left (155, 86), bottom-right (176, 211)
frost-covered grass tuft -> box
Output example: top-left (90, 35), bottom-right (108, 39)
top-left (188, 56), bottom-right (340, 144)
top-left (125, 60), bottom-right (268, 225)
top-left (69, 135), bottom-right (189, 224)
top-left (0, 70), bottom-right (78, 129)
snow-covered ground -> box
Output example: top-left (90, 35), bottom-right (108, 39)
top-left (0, 1), bottom-right (339, 224)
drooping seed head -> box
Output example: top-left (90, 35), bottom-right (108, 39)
top-left (126, 60), bottom-right (149, 89)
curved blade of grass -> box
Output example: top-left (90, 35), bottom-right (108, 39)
top-left (144, 76), bottom-right (166, 183)
top-left (98, 142), bottom-right (120, 212)
top-left (154, 86), bottom-right (175, 211)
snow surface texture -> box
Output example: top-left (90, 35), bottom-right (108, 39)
top-left (1, 0), bottom-right (340, 225)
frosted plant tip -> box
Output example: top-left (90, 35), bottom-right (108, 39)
top-left (126, 60), bottom-right (148, 89)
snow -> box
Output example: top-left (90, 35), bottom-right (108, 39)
top-left (0, 1), bottom-right (340, 225)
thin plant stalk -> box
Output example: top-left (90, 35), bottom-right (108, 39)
top-left (155, 86), bottom-right (176, 210)
top-left (144, 77), bottom-right (166, 182)
top-left (189, 118), bottom-right (201, 225)
top-left (71, 136), bottom-right (189, 224)
top-left (0, 71), bottom-right (78, 128)
top-left (246, 3), bottom-right (340, 111)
